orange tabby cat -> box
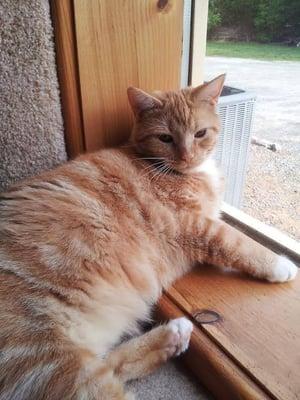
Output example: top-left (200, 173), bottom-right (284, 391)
top-left (0, 75), bottom-right (297, 399)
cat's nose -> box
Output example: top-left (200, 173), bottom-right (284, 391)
top-left (180, 152), bottom-right (190, 162)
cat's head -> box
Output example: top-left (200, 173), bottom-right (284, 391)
top-left (127, 74), bottom-right (225, 174)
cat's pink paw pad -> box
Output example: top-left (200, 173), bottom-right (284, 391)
top-left (268, 256), bottom-right (298, 283)
top-left (167, 317), bottom-right (193, 356)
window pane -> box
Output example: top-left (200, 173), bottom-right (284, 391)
top-left (205, 46), bottom-right (300, 241)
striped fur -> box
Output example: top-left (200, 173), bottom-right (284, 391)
top-left (0, 76), bottom-right (297, 399)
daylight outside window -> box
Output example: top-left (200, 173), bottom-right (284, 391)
top-left (205, 0), bottom-right (300, 242)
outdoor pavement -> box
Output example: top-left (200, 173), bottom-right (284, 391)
top-left (204, 56), bottom-right (300, 147)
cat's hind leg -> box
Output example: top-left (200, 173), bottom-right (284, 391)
top-left (76, 369), bottom-right (135, 400)
top-left (107, 317), bottom-right (193, 383)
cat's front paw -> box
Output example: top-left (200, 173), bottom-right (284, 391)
top-left (167, 317), bottom-right (193, 356)
top-left (267, 256), bottom-right (298, 283)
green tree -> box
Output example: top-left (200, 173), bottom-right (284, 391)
top-left (207, 0), bottom-right (221, 34)
top-left (255, 0), bottom-right (288, 42)
top-left (214, 0), bottom-right (259, 33)
top-left (208, 0), bottom-right (300, 42)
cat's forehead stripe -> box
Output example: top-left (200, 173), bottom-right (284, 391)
top-left (164, 91), bottom-right (191, 130)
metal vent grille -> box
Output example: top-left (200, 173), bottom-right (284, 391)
top-left (214, 92), bottom-right (256, 207)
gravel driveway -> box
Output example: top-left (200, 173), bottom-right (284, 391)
top-left (204, 57), bottom-right (300, 241)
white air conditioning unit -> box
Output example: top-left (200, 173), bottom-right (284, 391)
top-left (214, 87), bottom-right (256, 208)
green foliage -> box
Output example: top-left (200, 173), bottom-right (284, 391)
top-left (208, 0), bottom-right (300, 42)
top-left (214, 0), bottom-right (258, 31)
top-left (207, 0), bottom-right (221, 33)
top-left (282, 0), bottom-right (300, 36)
top-left (206, 41), bottom-right (300, 61)
top-left (255, 0), bottom-right (288, 42)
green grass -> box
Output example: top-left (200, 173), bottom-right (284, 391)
top-left (206, 41), bottom-right (300, 61)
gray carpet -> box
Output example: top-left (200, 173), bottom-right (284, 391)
top-left (129, 360), bottom-right (212, 400)
top-left (0, 0), bottom-right (66, 191)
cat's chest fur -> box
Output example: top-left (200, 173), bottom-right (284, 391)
top-left (154, 158), bottom-right (222, 220)
top-left (194, 157), bottom-right (221, 194)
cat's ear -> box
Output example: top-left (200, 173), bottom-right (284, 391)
top-left (191, 74), bottom-right (226, 106)
top-left (127, 87), bottom-right (163, 115)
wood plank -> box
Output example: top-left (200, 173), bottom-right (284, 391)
top-left (51, 0), bottom-right (85, 158)
top-left (162, 265), bottom-right (300, 400)
top-left (189, 0), bottom-right (209, 86)
top-left (157, 295), bottom-right (270, 400)
top-left (73, 0), bottom-right (184, 151)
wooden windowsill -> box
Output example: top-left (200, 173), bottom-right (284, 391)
top-left (157, 265), bottom-right (300, 400)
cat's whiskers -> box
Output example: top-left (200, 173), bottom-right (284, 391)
top-left (141, 160), bottom-right (165, 172)
top-left (151, 160), bottom-right (178, 184)
top-left (163, 165), bottom-right (172, 177)
top-left (156, 164), bottom-right (171, 183)
top-left (149, 169), bottom-right (162, 184)
top-left (133, 157), bottom-right (165, 162)
top-left (142, 167), bottom-right (165, 181)
top-left (137, 156), bottom-right (174, 182)
top-left (136, 157), bottom-right (165, 160)
top-left (139, 161), bottom-right (166, 179)
top-left (150, 163), bottom-right (169, 184)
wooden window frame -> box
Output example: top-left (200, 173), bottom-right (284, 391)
top-left (51, 0), bottom-right (85, 158)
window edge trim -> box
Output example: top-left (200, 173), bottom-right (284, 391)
top-left (222, 202), bottom-right (300, 265)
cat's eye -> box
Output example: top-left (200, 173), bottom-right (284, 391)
top-left (158, 134), bottom-right (173, 143)
top-left (195, 129), bottom-right (207, 138)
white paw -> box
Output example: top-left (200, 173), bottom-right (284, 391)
top-left (167, 317), bottom-right (193, 355)
top-left (268, 256), bottom-right (298, 283)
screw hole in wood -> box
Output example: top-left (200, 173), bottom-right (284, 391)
top-left (193, 309), bottom-right (221, 325)
top-left (157, 0), bottom-right (169, 10)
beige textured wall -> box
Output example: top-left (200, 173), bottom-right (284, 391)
top-left (0, 0), bottom-right (67, 191)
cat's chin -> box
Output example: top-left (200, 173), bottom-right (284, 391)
top-left (174, 164), bottom-right (203, 175)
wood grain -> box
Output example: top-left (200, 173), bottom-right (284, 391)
top-left (157, 295), bottom-right (270, 400)
top-left (189, 0), bottom-right (209, 86)
top-left (73, 0), bottom-right (184, 151)
top-left (51, 0), bottom-right (85, 158)
top-left (161, 265), bottom-right (300, 400)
